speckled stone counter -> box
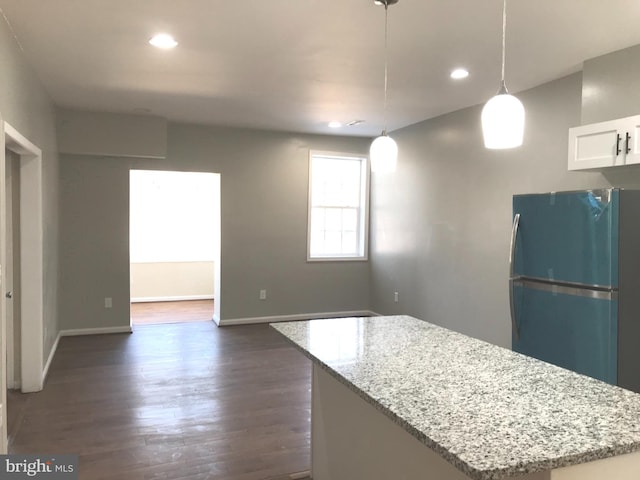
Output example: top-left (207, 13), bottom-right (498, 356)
top-left (272, 315), bottom-right (640, 480)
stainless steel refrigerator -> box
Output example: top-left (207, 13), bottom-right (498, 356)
top-left (510, 188), bottom-right (640, 392)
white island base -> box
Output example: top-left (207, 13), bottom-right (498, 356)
top-left (311, 366), bottom-right (640, 480)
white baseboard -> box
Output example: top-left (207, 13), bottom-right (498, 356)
top-left (219, 310), bottom-right (376, 326)
top-left (131, 295), bottom-right (214, 303)
top-left (60, 326), bottom-right (133, 337)
top-left (289, 472), bottom-right (311, 480)
top-left (42, 331), bottom-right (61, 385)
top-left (212, 313), bottom-right (221, 326)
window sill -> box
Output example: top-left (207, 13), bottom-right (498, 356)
top-left (307, 256), bottom-right (369, 263)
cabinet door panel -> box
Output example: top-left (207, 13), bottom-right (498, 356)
top-left (568, 119), bottom-right (622, 170)
top-left (623, 114), bottom-right (640, 165)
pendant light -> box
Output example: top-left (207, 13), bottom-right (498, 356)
top-left (481, 0), bottom-right (525, 149)
top-left (370, 0), bottom-right (399, 173)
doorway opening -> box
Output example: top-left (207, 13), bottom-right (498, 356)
top-left (2, 121), bottom-right (45, 453)
top-left (129, 170), bottom-right (221, 326)
top-left (3, 123), bottom-right (44, 393)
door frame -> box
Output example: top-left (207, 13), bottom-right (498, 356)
top-left (2, 121), bottom-right (44, 395)
top-left (128, 169), bottom-right (222, 325)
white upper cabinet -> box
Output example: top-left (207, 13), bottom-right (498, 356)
top-left (624, 116), bottom-right (640, 166)
top-left (568, 114), bottom-right (640, 170)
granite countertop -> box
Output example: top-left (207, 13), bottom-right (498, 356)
top-left (271, 315), bottom-right (640, 480)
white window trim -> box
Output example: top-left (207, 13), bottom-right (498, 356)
top-left (307, 150), bottom-right (370, 262)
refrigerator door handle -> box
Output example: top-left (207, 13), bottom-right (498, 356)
top-left (509, 213), bottom-right (521, 341)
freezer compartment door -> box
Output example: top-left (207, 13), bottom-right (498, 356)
top-left (512, 285), bottom-right (617, 384)
top-left (513, 189), bottom-right (618, 287)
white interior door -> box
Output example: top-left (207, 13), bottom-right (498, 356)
top-left (0, 117), bottom-right (7, 454)
top-left (4, 150), bottom-right (14, 390)
top-left (4, 150), bottom-right (20, 391)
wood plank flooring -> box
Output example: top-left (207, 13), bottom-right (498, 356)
top-left (131, 300), bottom-right (214, 325)
top-left (8, 322), bottom-right (311, 479)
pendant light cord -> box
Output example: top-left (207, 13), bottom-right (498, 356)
top-left (382, 2), bottom-right (390, 135)
top-left (499, 0), bottom-right (508, 93)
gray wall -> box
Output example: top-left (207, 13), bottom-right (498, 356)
top-left (370, 72), bottom-right (640, 348)
top-left (57, 109), bottom-right (167, 158)
top-left (581, 43), bottom-right (640, 125)
top-left (59, 119), bottom-right (372, 330)
top-left (0, 17), bottom-right (59, 364)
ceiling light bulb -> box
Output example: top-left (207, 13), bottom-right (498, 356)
top-left (328, 121), bottom-right (342, 128)
top-left (451, 68), bottom-right (469, 79)
top-left (481, 92), bottom-right (525, 149)
top-left (149, 34), bottom-right (178, 49)
top-left (370, 133), bottom-right (398, 173)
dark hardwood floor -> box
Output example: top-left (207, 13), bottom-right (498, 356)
top-left (7, 322), bottom-right (311, 480)
top-left (131, 300), bottom-right (215, 325)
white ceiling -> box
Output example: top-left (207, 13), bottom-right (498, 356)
top-left (2, 0), bottom-right (640, 137)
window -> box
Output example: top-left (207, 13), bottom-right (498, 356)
top-left (307, 151), bottom-right (369, 261)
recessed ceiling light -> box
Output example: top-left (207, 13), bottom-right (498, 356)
top-left (149, 33), bottom-right (178, 49)
top-left (328, 121), bottom-right (342, 128)
top-left (450, 68), bottom-right (469, 79)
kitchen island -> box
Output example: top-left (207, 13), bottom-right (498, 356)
top-left (271, 315), bottom-right (640, 480)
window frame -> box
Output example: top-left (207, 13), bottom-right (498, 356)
top-left (307, 150), bottom-right (370, 262)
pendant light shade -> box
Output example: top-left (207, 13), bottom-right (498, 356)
top-left (481, 88), bottom-right (525, 149)
top-left (370, 133), bottom-right (398, 173)
top-left (482, 0), bottom-right (524, 149)
top-left (370, 0), bottom-right (398, 173)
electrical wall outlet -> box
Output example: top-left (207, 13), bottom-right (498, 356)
top-left (259, 289), bottom-right (267, 300)
top-left (104, 297), bottom-right (113, 308)
top-left (394, 291), bottom-right (399, 303)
